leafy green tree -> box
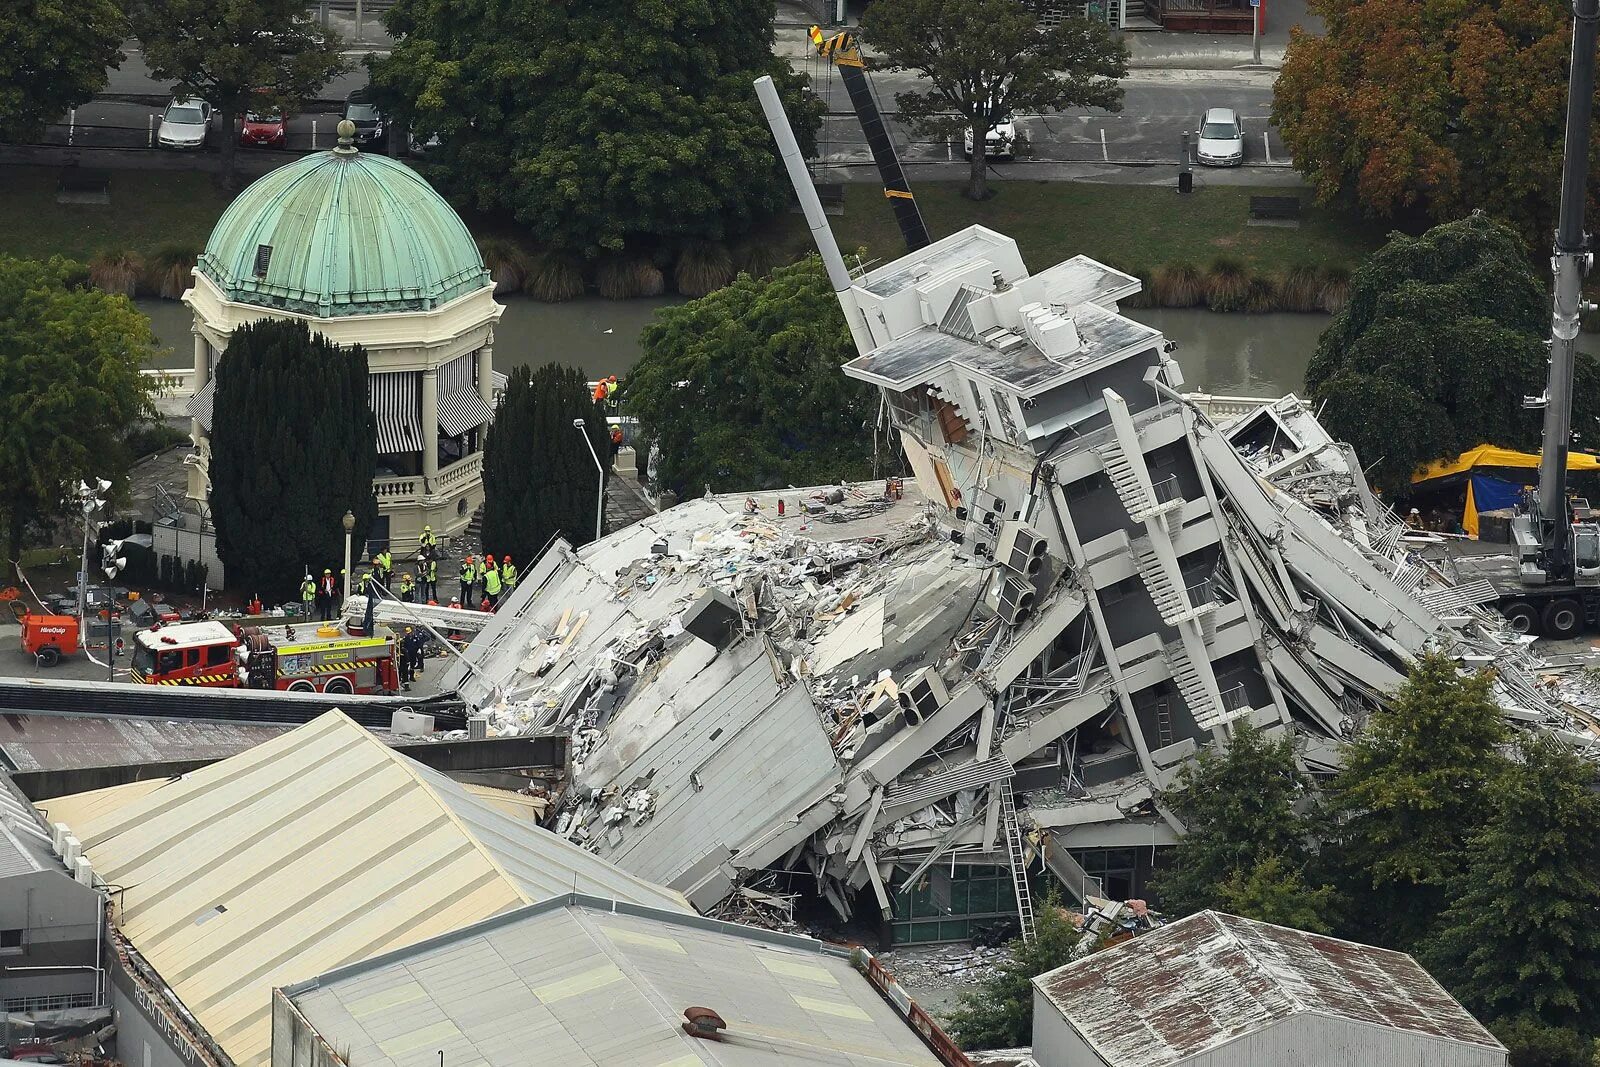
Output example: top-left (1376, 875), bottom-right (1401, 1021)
top-left (1214, 855), bottom-right (1336, 934)
top-left (481, 363), bottom-right (609, 562)
top-left (126, 0), bottom-right (345, 189)
top-left (1274, 0), bottom-right (1575, 238)
top-left (1305, 214), bottom-right (1600, 494)
top-left (1326, 653), bottom-right (1510, 951)
top-left (0, 256), bottom-right (157, 575)
top-left (1425, 738), bottom-right (1600, 1033)
top-left (209, 319), bottom-right (377, 600)
top-left (370, 0), bottom-right (817, 260)
top-left (861, 0), bottom-right (1127, 201)
top-left (626, 256), bottom-right (879, 495)
top-left (946, 899), bottom-right (1085, 1050)
top-left (0, 0), bottom-right (125, 141)
top-left (1152, 720), bottom-right (1328, 927)
top-left (1489, 1018), bottom-right (1596, 1067)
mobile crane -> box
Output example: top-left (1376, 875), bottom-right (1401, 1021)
top-left (1481, 0), bottom-right (1600, 637)
top-left (809, 26), bottom-right (931, 252)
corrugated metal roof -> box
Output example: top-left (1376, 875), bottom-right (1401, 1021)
top-left (285, 894), bottom-right (944, 1066)
top-left (1033, 911), bottom-right (1504, 1066)
top-left (196, 147), bottom-right (489, 318)
top-left (0, 714), bottom-right (293, 773)
top-left (53, 710), bottom-right (687, 1067)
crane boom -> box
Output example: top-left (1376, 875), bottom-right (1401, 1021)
top-left (1534, 0), bottom-right (1600, 583)
top-left (810, 26), bottom-right (932, 253)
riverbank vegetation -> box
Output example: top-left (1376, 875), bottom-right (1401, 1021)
top-left (1, 163), bottom-right (1382, 311)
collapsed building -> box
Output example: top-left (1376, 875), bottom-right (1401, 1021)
top-left (442, 216), bottom-right (1600, 945)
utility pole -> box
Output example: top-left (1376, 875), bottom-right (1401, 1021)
top-left (1250, 0), bottom-right (1262, 65)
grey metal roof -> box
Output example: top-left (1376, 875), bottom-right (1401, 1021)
top-left (284, 893), bottom-right (944, 1067)
top-left (1034, 911), bottom-right (1504, 1066)
top-left (0, 713), bottom-right (293, 772)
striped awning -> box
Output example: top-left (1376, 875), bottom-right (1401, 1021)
top-left (371, 371), bottom-right (423, 454)
top-left (185, 377), bottom-right (216, 431)
top-left (437, 354), bottom-right (494, 438)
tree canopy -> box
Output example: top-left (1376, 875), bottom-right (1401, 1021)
top-left (127, 0), bottom-right (345, 188)
top-left (1425, 738), bottom-right (1600, 1035)
top-left (209, 319), bottom-right (377, 600)
top-left (1325, 653), bottom-right (1509, 951)
top-left (480, 362), bottom-right (610, 563)
top-left (370, 0), bottom-right (817, 261)
top-left (861, 0), bottom-right (1126, 200)
top-left (1274, 0), bottom-right (1576, 236)
top-left (1304, 214), bottom-right (1599, 494)
top-left (1153, 720), bottom-right (1331, 930)
top-left (0, 256), bottom-right (157, 574)
top-left (626, 256), bottom-right (880, 496)
top-left (0, 0), bottom-right (125, 142)
top-left (946, 900), bottom-right (1085, 1050)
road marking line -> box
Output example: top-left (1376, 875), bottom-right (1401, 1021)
top-left (1101, 128), bottom-right (1108, 161)
top-left (1262, 131), bottom-right (1271, 163)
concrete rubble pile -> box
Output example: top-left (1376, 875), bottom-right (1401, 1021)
top-left (445, 223), bottom-right (1600, 933)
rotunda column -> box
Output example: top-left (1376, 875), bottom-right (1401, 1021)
top-left (477, 336), bottom-right (494, 408)
top-left (421, 366), bottom-right (439, 489)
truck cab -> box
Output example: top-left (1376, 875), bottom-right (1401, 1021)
top-left (130, 621), bottom-right (240, 685)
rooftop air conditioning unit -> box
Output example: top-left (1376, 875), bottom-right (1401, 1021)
top-left (898, 668), bottom-right (949, 726)
top-left (996, 521), bottom-right (1048, 576)
top-left (51, 822), bottom-right (70, 855)
top-left (62, 835), bottom-right (81, 868)
top-left (74, 856), bottom-right (94, 887)
top-left (995, 576), bottom-right (1037, 626)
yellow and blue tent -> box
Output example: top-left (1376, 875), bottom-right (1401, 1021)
top-left (1411, 444), bottom-right (1600, 537)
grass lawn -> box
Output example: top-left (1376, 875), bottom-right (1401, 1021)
top-left (763, 180), bottom-right (1387, 279)
top-left (0, 166), bottom-right (233, 262)
top-left (0, 163), bottom-right (1384, 284)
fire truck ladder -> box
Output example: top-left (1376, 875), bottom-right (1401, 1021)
top-left (999, 778), bottom-right (1036, 943)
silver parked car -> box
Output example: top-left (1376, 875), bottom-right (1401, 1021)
top-left (158, 98), bottom-right (212, 149)
top-left (1196, 106), bottom-right (1244, 166)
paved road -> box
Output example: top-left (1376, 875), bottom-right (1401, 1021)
top-left (49, 70), bottom-right (1284, 172)
top-left (813, 69), bottom-right (1283, 166)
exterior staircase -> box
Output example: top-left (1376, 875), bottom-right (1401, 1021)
top-left (1166, 639), bottom-right (1221, 729)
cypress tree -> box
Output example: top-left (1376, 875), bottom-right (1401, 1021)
top-left (1425, 738), bottom-right (1600, 1035)
top-left (481, 362), bottom-right (608, 563)
top-left (209, 318), bottom-right (378, 600)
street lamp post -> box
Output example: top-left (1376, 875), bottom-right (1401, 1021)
top-left (342, 510), bottom-right (356, 604)
top-left (573, 419), bottom-right (605, 543)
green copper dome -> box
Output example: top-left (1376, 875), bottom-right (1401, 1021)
top-left (197, 145), bottom-right (489, 318)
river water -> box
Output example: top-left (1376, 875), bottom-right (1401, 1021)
top-left (139, 297), bottom-right (1333, 396)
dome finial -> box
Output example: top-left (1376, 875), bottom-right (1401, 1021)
top-left (333, 119), bottom-right (358, 156)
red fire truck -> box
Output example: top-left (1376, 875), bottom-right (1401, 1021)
top-left (129, 620), bottom-right (399, 693)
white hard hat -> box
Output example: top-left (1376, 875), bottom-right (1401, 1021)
top-left (1410, 508), bottom-right (1420, 514)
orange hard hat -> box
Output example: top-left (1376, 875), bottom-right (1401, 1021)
top-left (608, 374), bottom-right (617, 381)
top-left (486, 553), bottom-right (496, 562)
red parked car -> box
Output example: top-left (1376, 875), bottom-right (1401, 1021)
top-left (240, 103), bottom-right (288, 149)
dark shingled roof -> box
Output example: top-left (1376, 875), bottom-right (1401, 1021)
top-left (1033, 911), bottom-right (1503, 1066)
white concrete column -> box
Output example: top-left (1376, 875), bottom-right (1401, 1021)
top-left (421, 367), bottom-right (439, 488)
top-left (188, 331), bottom-right (211, 502)
top-left (476, 339), bottom-right (494, 408)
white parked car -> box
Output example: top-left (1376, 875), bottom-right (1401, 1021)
top-left (964, 112), bottom-right (1016, 159)
top-left (1196, 107), bottom-right (1244, 166)
top-left (158, 98), bottom-right (212, 149)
